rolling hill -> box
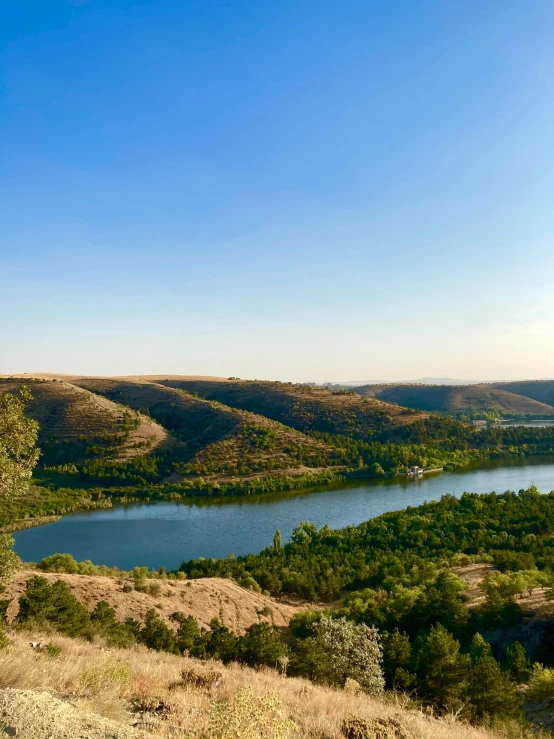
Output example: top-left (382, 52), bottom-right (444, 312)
top-left (70, 378), bottom-right (344, 481)
top-left (0, 377), bottom-right (172, 465)
top-left (134, 376), bottom-right (427, 438)
top-left (0, 376), bottom-right (347, 484)
top-left (4, 569), bottom-right (306, 634)
top-left (492, 380), bottom-right (554, 408)
top-left (351, 382), bottom-right (554, 417)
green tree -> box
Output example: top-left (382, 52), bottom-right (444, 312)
top-left (308, 616), bottom-right (384, 693)
top-left (139, 608), bottom-right (179, 654)
top-left (0, 386), bottom-right (39, 500)
top-left (504, 641), bottom-right (531, 683)
top-left (273, 529), bottom-right (282, 552)
top-left (38, 553), bottom-right (79, 574)
top-left (175, 613), bottom-right (201, 653)
top-left (0, 387), bottom-right (39, 583)
top-left (467, 633), bottom-right (521, 720)
top-left (199, 618), bottom-right (238, 663)
top-left (382, 628), bottom-right (414, 690)
top-left (90, 600), bottom-right (136, 648)
top-left (238, 622), bottom-right (289, 668)
top-left (17, 576), bottom-right (90, 637)
top-left (417, 624), bottom-right (470, 714)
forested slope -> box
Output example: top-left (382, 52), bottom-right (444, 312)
top-left (353, 383), bottom-right (554, 417)
top-left (54, 378), bottom-right (347, 483)
top-left (138, 376), bottom-right (427, 437)
top-left (493, 380), bottom-right (554, 407)
top-left (0, 377), bottom-right (171, 464)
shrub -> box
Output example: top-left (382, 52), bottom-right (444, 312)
top-left (38, 553), bottom-right (79, 574)
top-left (45, 642), bottom-right (61, 658)
top-left (240, 576), bottom-right (262, 593)
top-left (238, 623), bottom-right (289, 668)
top-left (207, 686), bottom-right (299, 739)
top-left (341, 716), bottom-right (410, 739)
top-left (307, 616), bottom-right (384, 694)
top-left (80, 660), bottom-right (132, 696)
top-left (528, 663), bottom-right (554, 699)
top-left (17, 576), bottom-right (90, 637)
top-left (132, 566), bottom-right (148, 592)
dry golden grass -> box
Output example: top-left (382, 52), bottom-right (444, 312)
top-left (0, 377), bottom-right (172, 461)
top-left (4, 570), bottom-right (309, 634)
top-left (453, 564), bottom-right (554, 616)
top-left (0, 629), bottom-right (528, 739)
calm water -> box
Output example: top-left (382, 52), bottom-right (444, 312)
top-left (498, 420), bottom-right (554, 428)
top-left (13, 457), bottom-right (554, 571)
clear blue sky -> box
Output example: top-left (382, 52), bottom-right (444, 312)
top-left (2, 1), bottom-right (554, 381)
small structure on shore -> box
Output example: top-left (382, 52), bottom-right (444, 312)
top-left (408, 465), bottom-right (425, 476)
top-left (472, 419), bottom-right (487, 427)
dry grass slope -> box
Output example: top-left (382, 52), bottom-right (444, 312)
top-left (0, 630), bottom-right (523, 739)
top-left (3, 570), bottom-right (307, 634)
top-left (0, 377), bottom-right (172, 463)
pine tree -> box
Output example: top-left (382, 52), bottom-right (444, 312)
top-left (175, 613), bottom-right (200, 653)
top-left (468, 633), bottom-right (521, 720)
top-left (382, 628), bottom-right (414, 690)
top-left (238, 622), bottom-right (289, 668)
top-left (504, 641), bottom-right (531, 683)
top-left (273, 529), bottom-right (282, 552)
top-left (417, 624), bottom-right (470, 714)
top-left (200, 618), bottom-right (239, 663)
top-left (139, 609), bottom-right (179, 654)
top-left (17, 576), bottom-right (90, 637)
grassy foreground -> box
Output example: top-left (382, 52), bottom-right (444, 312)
top-left (0, 628), bottom-right (540, 739)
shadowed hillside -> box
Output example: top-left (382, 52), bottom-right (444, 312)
top-left (352, 383), bottom-right (554, 417)
top-left (493, 380), bottom-right (554, 408)
top-left (69, 378), bottom-right (345, 482)
top-left (0, 378), bottom-right (171, 465)
top-left (135, 376), bottom-right (427, 438)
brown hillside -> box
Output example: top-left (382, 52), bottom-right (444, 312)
top-left (4, 570), bottom-right (306, 634)
top-left (133, 377), bottom-right (427, 438)
top-left (493, 380), bottom-right (554, 408)
top-left (353, 383), bottom-right (554, 416)
top-left (452, 563), bottom-right (554, 615)
top-left (0, 378), bottom-right (172, 463)
top-left (0, 630), bottom-right (515, 739)
top-left (67, 378), bottom-right (344, 482)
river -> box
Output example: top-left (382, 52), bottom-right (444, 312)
top-left (12, 456), bottom-right (554, 571)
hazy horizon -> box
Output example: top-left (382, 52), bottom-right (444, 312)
top-left (2, 371), bottom-right (554, 387)
top-left (2, 1), bottom-right (554, 381)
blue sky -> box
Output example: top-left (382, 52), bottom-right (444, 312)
top-left (2, 1), bottom-right (554, 381)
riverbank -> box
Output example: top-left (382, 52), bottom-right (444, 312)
top-left (0, 515), bottom-right (62, 534)
top-left (8, 450), bottom-right (554, 540)
top-left (13, 455), bottom-right (554, 570)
